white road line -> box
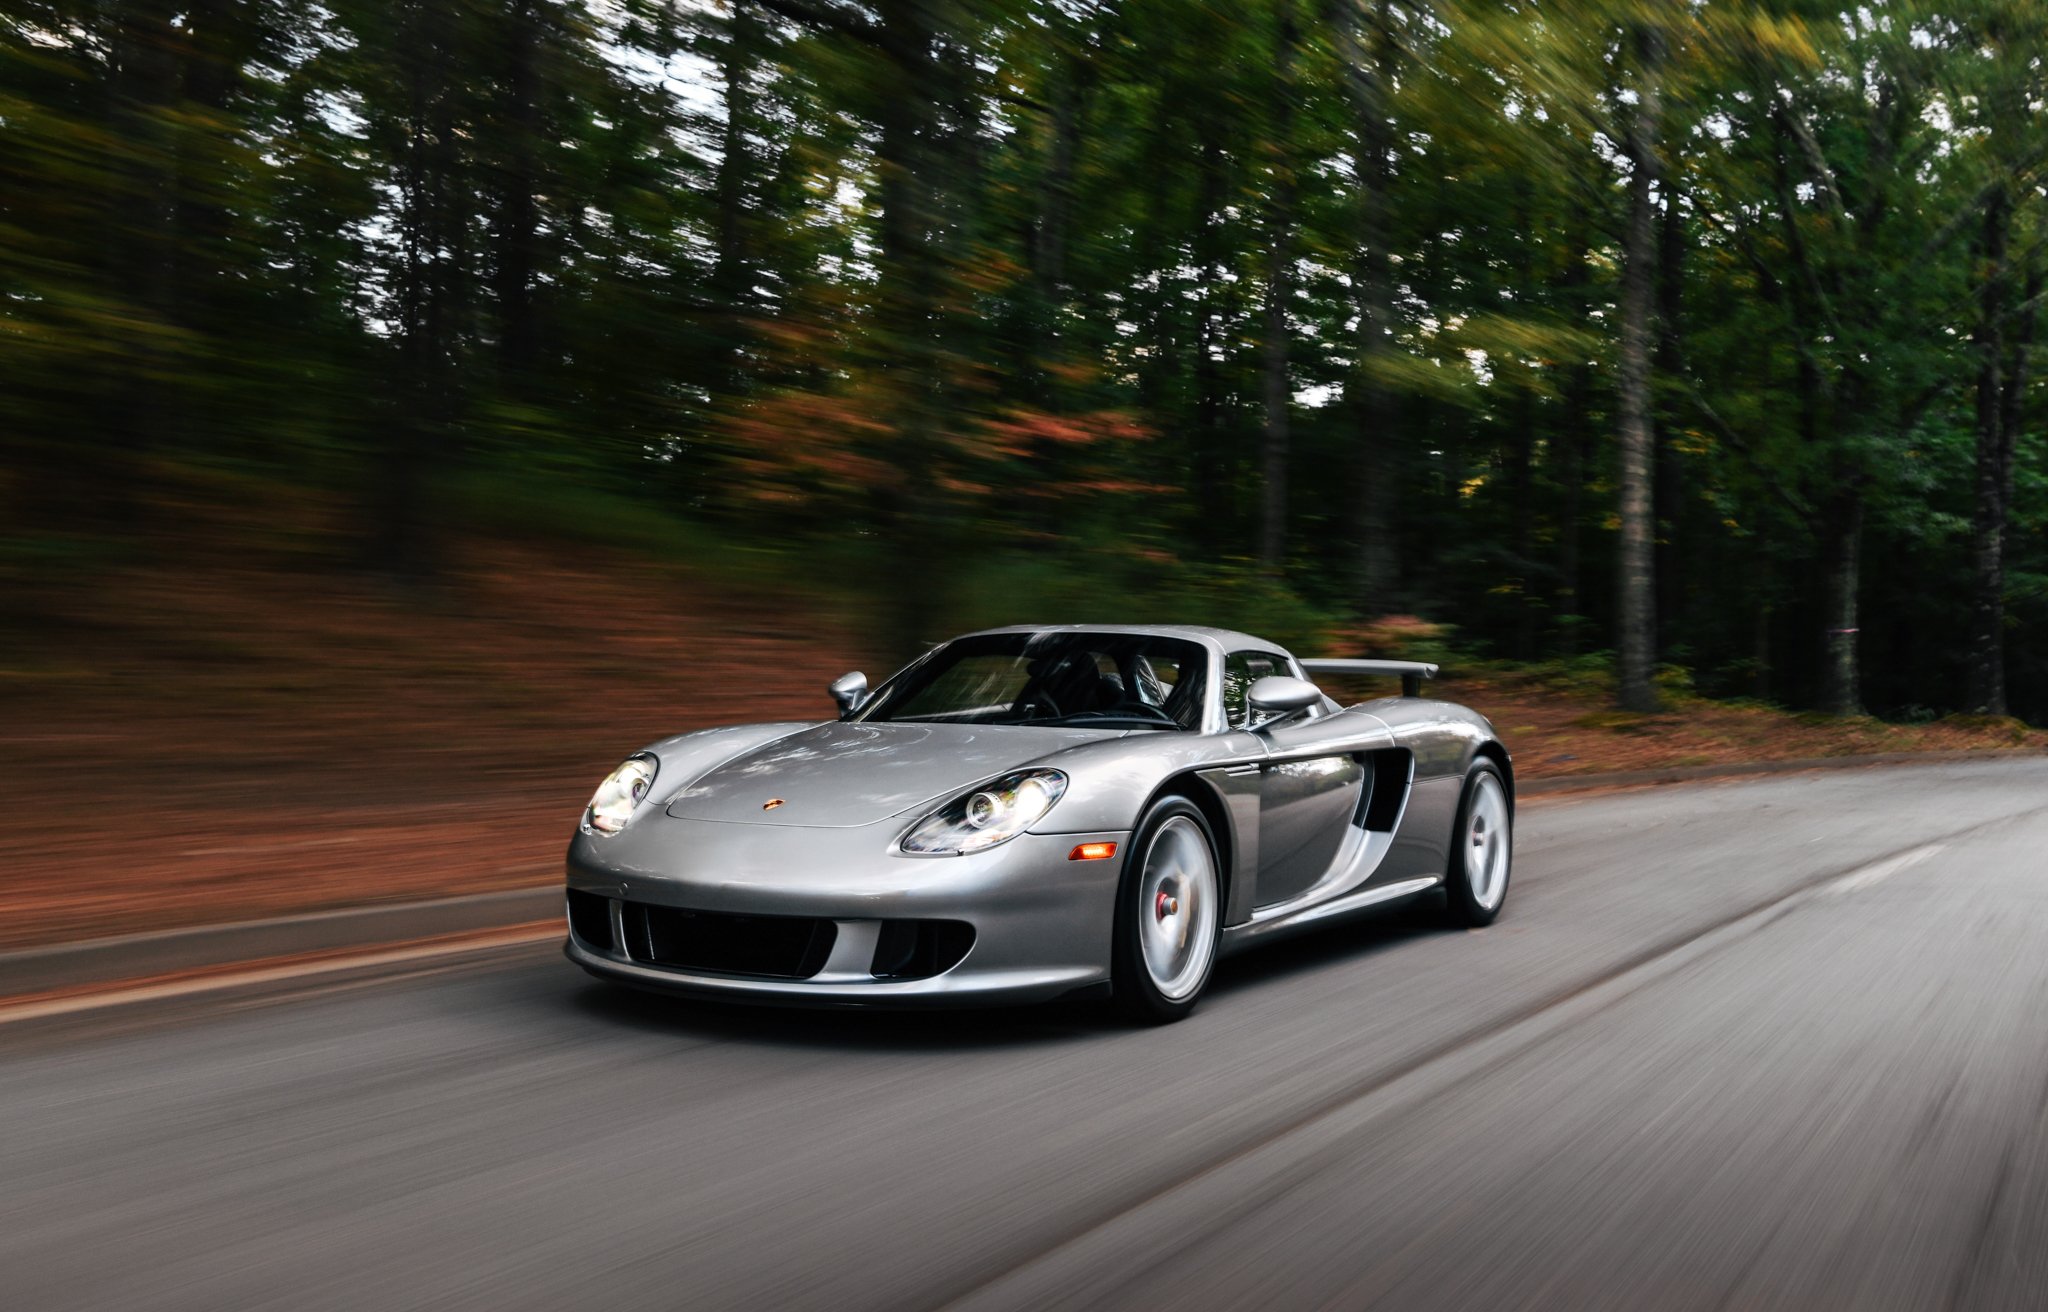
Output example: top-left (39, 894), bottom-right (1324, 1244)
top-left (939, 834), bottom-right (1979, 1312)
top-left (1821, 843), bottom-right (1945, 897)
top-left (0, 925), bottom-right (561, 1025)
top-left (0, 838), bottom-right (1964, 1031)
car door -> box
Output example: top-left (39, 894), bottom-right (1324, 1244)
top-left (1223, 650), bottom-right (1368, 909)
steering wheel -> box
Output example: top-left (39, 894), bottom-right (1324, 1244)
top-left (1019, 688), bottom-right (1064, 720)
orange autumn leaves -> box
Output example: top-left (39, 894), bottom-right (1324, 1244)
top-left (724, 383), bottom-right (1161, 507)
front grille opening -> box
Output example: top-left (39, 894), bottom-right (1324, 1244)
top-left (566, 889), bottom-right (615, 952)
top-left (620, 903), bottom-right (837, 979)
top-left (870, 920), bottom-right (975, 980)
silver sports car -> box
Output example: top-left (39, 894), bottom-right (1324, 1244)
top-left (564, 624), bottom-right (1512, 1022)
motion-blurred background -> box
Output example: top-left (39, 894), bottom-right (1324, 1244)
top-left (4, 2), bottom-right (2046, 947)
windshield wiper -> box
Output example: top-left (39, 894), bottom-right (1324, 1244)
top-left (1020, 715), bottom-right (1177, 730)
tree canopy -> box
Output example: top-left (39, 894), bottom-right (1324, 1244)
top-left (4, 0), bottom-right (2046, 720)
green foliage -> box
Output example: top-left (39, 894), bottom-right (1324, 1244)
top-left (3, 0), bottom-right (2047, 722)
top-left (1498, 653), bottom-right (1619, 702)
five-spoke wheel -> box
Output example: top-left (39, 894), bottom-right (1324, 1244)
top-left (1443, 758), bottom-right (1511, 926)
top-left (1113, 797), bottom-right (1221, 1023)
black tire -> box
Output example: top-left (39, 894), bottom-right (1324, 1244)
top-left (1111, 796), bottom-right (1223, 1024)
top-left (1442, 758), bottom-right (1512, 927)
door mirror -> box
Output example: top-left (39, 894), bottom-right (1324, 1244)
top-left (1247, 675), bottom-right (1321, 730)
top-left (829, 671), bottom-right (868, 716)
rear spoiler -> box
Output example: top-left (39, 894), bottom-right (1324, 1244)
top-left (1299, 659), bottom-right (1439, 699)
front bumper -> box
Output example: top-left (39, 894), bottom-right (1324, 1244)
top-left (564, 938), bottom-right (1104, 1007)
top-left (564, 813), bottom-right (1128, 1007)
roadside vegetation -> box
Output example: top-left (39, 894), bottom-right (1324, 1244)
top-left (3, 488), bottom-right (2040, 951)
top-left (7, 4), bottom-right (2048, 947)
top-left (8, 3), bottom-right (2048, 728)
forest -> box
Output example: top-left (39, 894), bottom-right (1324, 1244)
top-left (5, 0), bottom-right (2047, 723)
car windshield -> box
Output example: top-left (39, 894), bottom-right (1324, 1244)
top-left (858, 632), bottom-right (1210, 730)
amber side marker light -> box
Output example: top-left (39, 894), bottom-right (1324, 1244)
top-left (1069, 842), bottom-right (1118, 861)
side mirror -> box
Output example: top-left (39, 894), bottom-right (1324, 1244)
top-left (1247, 675), bottom-right (1321, 730)
top-left (830, 671), bottom-right (868, 716)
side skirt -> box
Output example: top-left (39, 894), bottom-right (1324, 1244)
top-left (1220, 875), bottom-right (1442, 954)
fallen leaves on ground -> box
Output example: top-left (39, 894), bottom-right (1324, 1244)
top-left (3, 544), bottom-right (2039, 950)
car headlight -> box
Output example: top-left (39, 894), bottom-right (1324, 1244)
top-left (585, 755), bottom-right (657, 835)
top-left (898, 769), bottom-right (1068, 856)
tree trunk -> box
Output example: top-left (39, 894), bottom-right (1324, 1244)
top-left (492, 0), bottom-right (543, 383)
top-left (1028, 14), bottom-right (1103, 390)
top-left (1753, 591), bottom-right (1772, 702)
top-left (869, 0), bottom-right (949, 659)
top-left (1510, 383), bottom-right (1537, 658)
top-left (170, 0), bottom-right (247, 454)
top-left (1957, 189), bottom-right (2023, 712)
top-left (2002, 261), bottom-right (2038, 574)
top-left (1191, 134), bottom-right (1228, 536)
top-left (1332, 0), bottom-right (1398, 610)
top-left (1764, 102), bottom-right (1880, 716)
top-left (1555, 223), bottom-right (1593, 653)
top-left (1133, 73), bottom-right (1178, 428)
top-left (1257, 0), bottom-right (1299, 572)
top-left (1653, 186), bottom-right (1686, 654)
top-left (372, 0), bottom-right (467, 579)
top-left (1613, 24), bottom-right (1663, 712)
top-left (702, 0), bottom-right (761, 424)
top-left (1819, 490), bottom-right (1864, 716)
top-left (98, 0), bottom-right (182, 522)
top-left (1508, 180), bottom-right (1538, 658)
top-left (1966, 187), bottom-right (2010, 714)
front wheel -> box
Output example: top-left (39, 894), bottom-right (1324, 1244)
top-left (1443, 759), bottom-right (1512, 927)
top-left (1111, 797), bottom-right (1222, 1024)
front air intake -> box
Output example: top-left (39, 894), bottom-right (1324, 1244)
top-left (566, 889), bottom-right (616, 953)
top-left (869, 920), bottom-right (975, 980)
top-left (619, 902), bottom-right (837, 979)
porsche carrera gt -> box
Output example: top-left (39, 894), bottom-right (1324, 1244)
top-left (564, 624), bottom-right (1512, 1022)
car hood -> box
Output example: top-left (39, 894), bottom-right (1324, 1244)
top-left (663, 720), bottom-right (1111, 828)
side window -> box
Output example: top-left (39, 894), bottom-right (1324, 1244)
top-left (1134, 650), bottom-right (1206, 730)
top-left (1128, 654), bottom-right (1177, 707)
top-left (1222, 651), bottom-right (1291, 730)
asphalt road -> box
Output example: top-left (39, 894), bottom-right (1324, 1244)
top-left (7, 759), bottom-right (2048, 1311)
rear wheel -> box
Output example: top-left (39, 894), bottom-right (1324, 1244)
top-left (1111, 797), bottom-right (1222, 1024)
top-left (1443, 759), bottom-right (1511, 927)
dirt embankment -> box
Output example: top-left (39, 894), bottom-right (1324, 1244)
top-left (2, 537), bottom-right (873, 949)
top-left (4, 538), bottom-right (2040, 950)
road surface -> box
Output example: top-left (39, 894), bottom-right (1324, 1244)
top-left (6, 759), bottom-right (2048, 1310)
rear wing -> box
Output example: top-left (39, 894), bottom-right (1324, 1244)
top-left (1299, 659), bottom-right (1439, 699)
